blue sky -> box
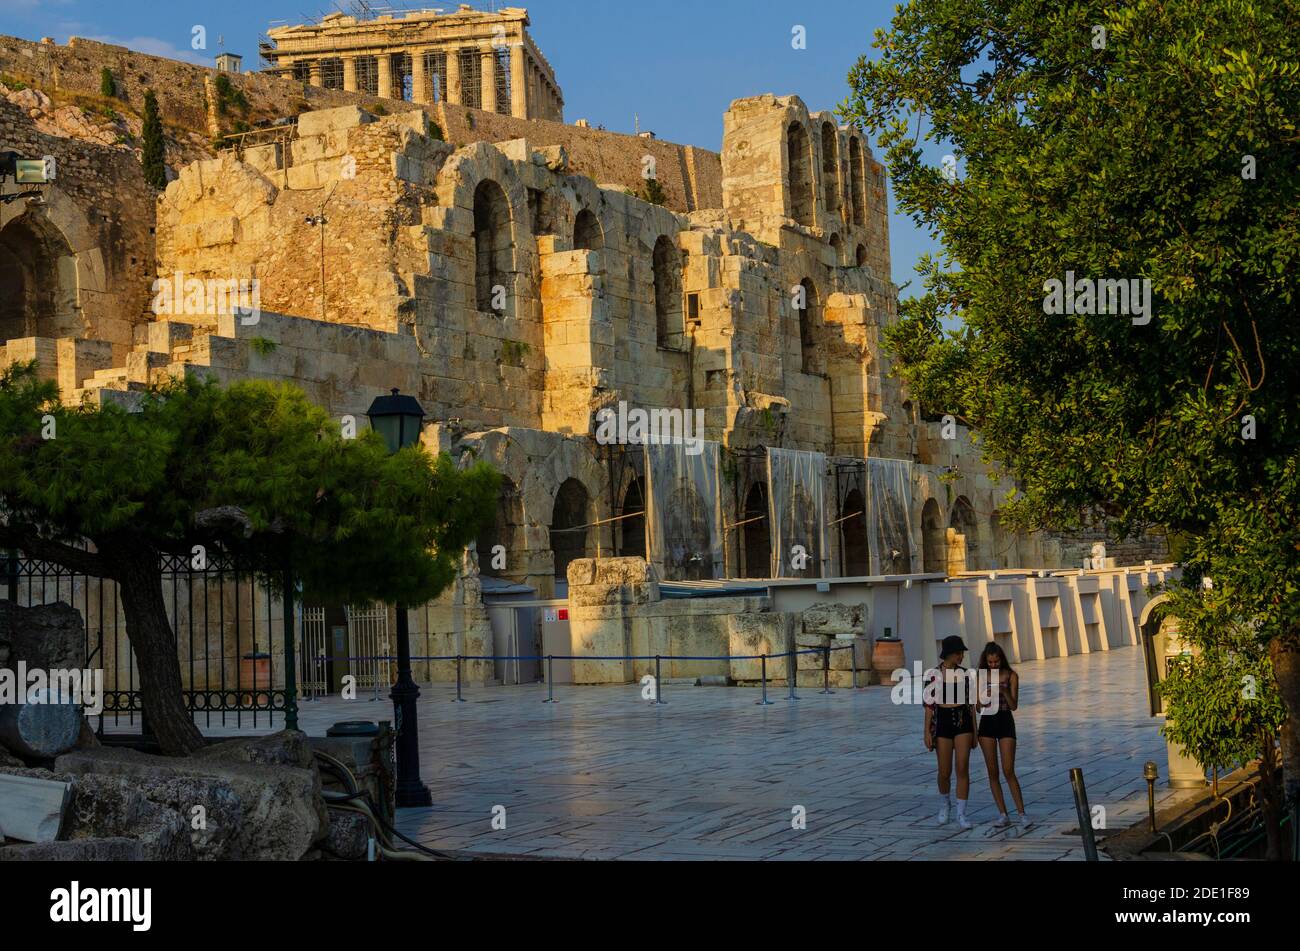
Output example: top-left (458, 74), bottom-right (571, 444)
top-left (1, 0), bottom-right (943, 293)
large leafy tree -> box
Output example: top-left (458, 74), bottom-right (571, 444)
top-left (842, 0), bottom-right (1300, 853)
top-left (0, 365), bottom-right (498, 755)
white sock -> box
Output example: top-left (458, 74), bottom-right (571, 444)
top-left (956, 798), bottom-right (967, 818)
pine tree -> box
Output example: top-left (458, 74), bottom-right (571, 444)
top-left (140, 89), bottom-right (166, 189)
top-left (0, 366), bottom-right (499, 755)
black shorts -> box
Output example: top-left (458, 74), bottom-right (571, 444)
top-left (934, 705), bottom-right (974, 739)
top-left (978, 709), bottom-right (1016, 739)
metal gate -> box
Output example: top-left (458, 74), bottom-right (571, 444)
top-left (344, 603), bottom-right (392, 694)
top-left (5, 551), bottom-right (300, 730)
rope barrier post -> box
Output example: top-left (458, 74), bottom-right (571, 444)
top-left (820, 645), bottom-right (834, 694)
top-left (544, 655), bottom-right (556, 703)
top-left (1070, 767), bottom-right (1099, 861)
top-left (455, 654), bottom-right (466, 703)
top-left (851, 645), bottom-right (858, 689)
top-left (756, 653), bottom-right (773, 705)
top-left (786, 650), bottom-right (799, 701)
top-left (654, 654), bottom-right (666, 705)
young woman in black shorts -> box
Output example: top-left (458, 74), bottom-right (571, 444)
top-left (923, 635), bottom-right (975, 829)
top-left (976, 642), bottom-right (1028, 827)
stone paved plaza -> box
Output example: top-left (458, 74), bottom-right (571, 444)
top-left (145, 644), bottom-right (1200, 860)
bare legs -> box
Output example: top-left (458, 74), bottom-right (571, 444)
top-left (936, 733), bottom-right (973, 798)
top-left (980, 735), bottom-right (1026, 816)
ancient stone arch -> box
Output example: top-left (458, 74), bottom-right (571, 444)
top-left (476, 474), bottom-right (524, 579)
top-left (840, 486), bottom-right (869, 576)
top-left (921, 497), bottom-right (946, 574)
top-left (855, 243), bottom-right (868, 268)
top-left (741, 481), bottom-right (771, 579)
top-left (473, 178), bottom-right (513, 315)
top-left (573, 207), bottom-right (603, 251)
top-left (849, 136), bottom-right (866, 228)
top-left (0, 208), bottom-right (81, 341)
top-left (828, 232), bottom-right (843, 266)
top-left (652, 233), bottom-right (682, 347)
top-left (786, 121), bottom-right (815, 227)
top-left (796, 277), bottom-right (820, 373)
top-left (616, 473), bottom-right (646, 559)
top-left (948, 495), bottom-right (980, 573)
top-left (819, 120), bottom-right (841, 221)
top-left (550, 478), bottom-right (591, 581)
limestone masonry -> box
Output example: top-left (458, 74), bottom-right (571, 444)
top-left (0, 9), bottom-right (1168, 687)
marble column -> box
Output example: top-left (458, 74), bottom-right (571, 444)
top-left (377, 53), bottom-right (393, 99)
top-left (446, 47), bottom-right (462, 105)
top-left (308, 60), bottom-right (323, 88)
top-left (412, 49), bottom-right (428, 104)
top-left (342, 56), bottom-right (357, 92)
top-left (510, 44), bottom-right (527, 119)
top-left (480, 48), bottom-right (497, 113)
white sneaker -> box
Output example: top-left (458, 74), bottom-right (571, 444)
top-left (992, 813), bottom-right (1011, 828)
top-left (956, 812), bottom-right (973, 830)
top-left (1016, 812), bottom-right (1031, 826)
top-left (937, 802), bottom-right (950, 825)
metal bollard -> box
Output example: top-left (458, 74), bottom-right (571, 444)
top-left (756, 653), bottom-right (773, 705)
top-left (654, 654), bottom-right (666, 704)
top-left (820, 645), bottom-right (834, 694)
top-left (544, 655), bottom-right (556, 703)
top-left (786, 651), bottom-right (799, 701)
top-left (1070, 767), bottom-right (1099, 861)
top-left (455, 654), bottom-right (466, 703)
top-left (851, 648), bottom-right (858, 689)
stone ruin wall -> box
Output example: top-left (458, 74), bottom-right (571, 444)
top-left (0, 34), bottom-right (715, 217)
top-left (0, 33), bottom-right (1170, 686)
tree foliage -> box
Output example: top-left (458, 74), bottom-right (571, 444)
top-left (0, 364), bottom-right (499, 752)
top-left (140, 89), bottom-right (166, 189)
top-left (841, 0), bottom-right (1300, 855)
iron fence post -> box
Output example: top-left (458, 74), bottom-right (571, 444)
top-left (821, 645), bottom-right (834, 694)
top-left (654, 654), bottom-right (666, 704)
top-left (282, 567), bottom-right (298, 732)
top-left (544, 654), bottom-right (556, 703)
top-left (756, 653), bottom-right (773, 705)
top-left (787, 650), bottom-right (799, 701)
top-left (455, 654), bottom-right (466, 702)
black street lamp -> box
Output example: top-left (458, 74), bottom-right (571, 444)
top-left (366, 388), bottom-right (432, 808)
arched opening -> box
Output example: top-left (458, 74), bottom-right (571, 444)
top-left (0, 212), bottom-right (81, 343)
top-left (652, 234), bottom-right (683, 349)
top-left (829, 233), bottom-right (843, 266)
top-left (948, 496), bottom-right (979, 574)
top-left (573, 208), bottom-right (603, 251)
top-left (849, 137), bottom-right (866, 227)
top-left (663, 482), bottom-right (713, 581)
top-left (476, 476), bottom-right (523, 579)
top-left (820, 122), bottom-right (841, 220)
top-left (617, 476), bottom-right (646, 559)
top-left (855, 244), bottom-right (868, 268)
top-left (922, 498), bottom-right (945, 574)
top-left (473, 178), bottom-right (513, 316)
top-left (549, 478), bottom-right (591, 582)
top-left (741, 483), bottom-right (771, 579)
top-left (796, 277), bottom-right (820, 374)
top-left (840, 487), bottom-right (868, 576)
top-left (786, 122), bottom-right (815, 227)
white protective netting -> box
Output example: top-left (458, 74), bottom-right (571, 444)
top-left (644, 439), bottom-right (724, 581)
top-left (866, 457), bottom-right (915, 574)
top-left (766, 448), bottom-right (827, 577)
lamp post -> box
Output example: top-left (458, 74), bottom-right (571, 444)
top-left (366, 388), bottom-right (432, 808)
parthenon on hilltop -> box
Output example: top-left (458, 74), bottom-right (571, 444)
top-left (260, 5), bottom-right (564, 120)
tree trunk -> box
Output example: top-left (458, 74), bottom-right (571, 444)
top-left (116, 548), bottom-right (204, 756)
top-left (1256, 726), bottom-right (1284, 860)
top-left (1270, 636), bottom-right (1300, 861)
